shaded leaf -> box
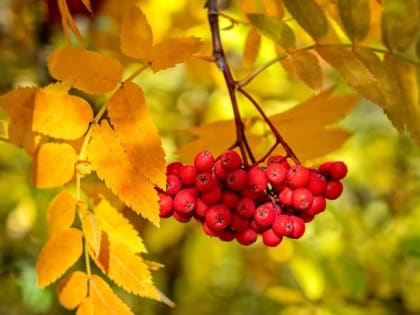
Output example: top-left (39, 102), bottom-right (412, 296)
top-left (247, 13), bottom-right (295, 49)
top-left (36, 228), bottom-right (83, 288)
top-left (47, 190), bottom-right (76, 236)
top-left (337, 0), bottom-right (370, 42)
top-left (284, 50), bottom-right (323, 90)
top-left (150, 37), bottom-right (202, 72)
top-left (120, 3), bottom-right (153, 59)
top-left (57, 271), bottom-right (88, 310)
top-left (33, 142), bottom-right (78, 188)
top-left (33, 83), bottom-right (93, 140)
top-left (107, 81), bottom-right (166, 188)
top-left (265, 285), bottom-right (305, 304)
top-left (283, 0), bottom-right (329, 40)
top-left (242, 28), bottom-right (261, 68)
top-left (94, 197), bottom-right (146, 254)
top-left (48, 46), bottom-right (123, 94)
top-left (87, 121), bottom-right (160, 225)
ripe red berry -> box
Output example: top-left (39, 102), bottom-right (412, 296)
top-left (166, 161), bottom-right (183, 176)
top-left (318, 161), bottom-right (333, 173)
top-left (236, 228), bottom-right (258, 245)
top-left (240, 187), bottom-right (262, 200)
top-left (307, 172), bottom-right (327, 195)
top-left (173, 210), bottom-right (193, 223)
top-left (179, 165), bottom-right (197, 185)
top-left (324, 180), bottom-right (343, 200)
top-left (218, 229), bottom-right (235, 242)
top-left (306, 196), bottom-right (326, 216)
top-left (250, 219), bottom-right (266, 233)
top-left (166, 175), bottom-right (182, 195)
top-left (254, 203), bottom-right (275, 228)
top-left (262, 229), bottom-right (283, 247)
top-left (220, 150), bottom-right (242, 170)
top-left (279, 187), bottom-right (293, 206)
top-left (201, 184), bottom-right (222, 205)
top-left (194, 150), bottom-right (215, 172)
top-left (226, 169), bottom-right (247, 191)
top-left (267, 155), bottom-right (291, 169)
top-left (158, 192), bottom-right (173, 218)
top-left (230, 212), bottom-right (250, 232)
top-left (292, 188), bottom-right (313, 211)
top-left (173, 189), bottom-right (196, 214)
top-left (273, 215), bottom-right (305, 239)
top-left (329, 161), bottom-right (348, 180)
top-left (287, 165), bottom-right (310, 188)
top-left (299, 212), bottom-right (315, 223)
top-left (265, 163), bottom-right (287, 186)
top-left (235, 198), bottom-right (256, 218)
top-left (247, 167), bottom-right (268, 193)
top-left (195, 198), bottom-right (209, 218)
top-left (203, 221), bottom-right (218, 237)
top-left (205, 204), bottom-right (232, 231)
top-left (214, 159), bottom-right (227, 181)
top-left (195, 171), bottom-right (216, 192)
top-left (221, 190), bottom-right (240, 209)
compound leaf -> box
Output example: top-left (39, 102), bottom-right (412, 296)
top-left (337, 0), bottom-right (370, 42)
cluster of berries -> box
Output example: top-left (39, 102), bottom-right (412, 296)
top-left (157, 150), bottom-right (347, 247)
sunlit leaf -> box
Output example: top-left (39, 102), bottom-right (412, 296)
top-left (149, 37), bottom-right (202, 72)
top-left (33, 83), bottom-right (93, 140)
top-left (48, 46), bottom-right (123, 94)
top-left (265, 286), bottom-right (305, 304)
top-left (33, 142), bottom-right (78, 188)
top-left (283, 0), bottom-right (329, 40)
top-left (284, 50), bottom-right (323, 90)
top-left (240, 0), bottom-right (257, 16)
top-left (36, 228), bottom-right (83, 288)
top-left (87, 120), bottom-right (160, 225)
top-left (81, 209), bottom-right (102, 256)
top-left (247, 14), bottom-right (295, 49)
top-left (107, 81), bottom-right (166, 188)
top-left (242, 28), bottom-right (261, 68)
top-left (94, 197), bottom-right (147, 254)
top-left (337, 0), bottom-right (370, 42)
top-left (57, 271), bottom-right (88, 310)
top-left (381, 0), bottom-right (419, 51)
top-left (263, 0), bottom-right (285, 18)
top-left (47, 191), bottom-right (76, 236)
top-left (120, 3), bottom-right (153, 60)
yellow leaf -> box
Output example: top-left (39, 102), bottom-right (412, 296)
top-left (149, 37), bottom-right (203, 72)
top-left (242, 28), bottom-right (261, 68)
top-left (120, 3), bottom-right (153, 59)
top-left (94, 197), bottom-right (147, 254)
top-left (107, 82), bottom-right (166, 188)
top-left (47, 46), bottom-right (123, 94)
top-left (337, 0), bottom-right (370, 42)
top-left (0, 87), bottom-right (39, 154)
top-left (263, 0), bottom-right (285, 18)
top-left (95, 232), bottom-right (159, 300)
top-left (47, 191), bottom-right (76, 236)
top-left (36, 228), bottom-right (83, 288)
top-left (87, 121), bottom-right (160, 225)
top-left (265, 285), bottom-right (305, 304)
top-left (284, 50), bottom-right (323, 90)
top-left (80, 208), bottom-right (102, 256)
top-left (57, 271), bottom-right (88, 310)
top-left (33, 142), bottom-right (78, 188)
top-left (33, 83), bottom-right (93, 140)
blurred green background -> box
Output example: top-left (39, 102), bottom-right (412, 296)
top-left (1, 0), bottom-right (420, 314)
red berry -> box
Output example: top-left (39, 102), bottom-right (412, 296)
top-left (173, 189), bottom-right (196, 214)
top-left (195, 171), bottom-right (216, 192)
top-left (247, 167), bottom-right (268, 193)
top-left (240, 187), bottom-right (262, 200)
top-left (220, 150), bottom-right (242, 170)
top-left (236, 228), bottom-right (258, 245)
top-left (195, 198), bottom-right (209, 218)
top-left (292, 188), bottom-right (313, 211)
top-left (166, 161), bottom-right (183, 176)
top-left (230, 213), bottom-right (250, 232)
top-left (221, 190), bottom-right (240, 209)
top-left (318, 161), bottom-right (333, 173)
top-left (194, 150), bottom-right (215, 172)
top-left (226, 169), bottom-right (247, 191)
top-left (265, 163), bottom-right (287, 186)
top-left (173, 210), bottom-right (193, 223)
top-left (324, 180), bottom-right (343, 200)
top-left (267, 155), bottom-right (291, 169)
top-left (166, 175), bottom-right (182, 195)
top-left (287, 165), bottom-right (310, 188)
top-left (299, 212), bottom-right (315, 223)
top-left (158, 192), bottom-right (173, 218)
top-left (273, 215), bottom-right (305, 238)
top-left (214, 159), bottom-right (227, 181)
top-left (262, 229), bottom-right (283, 247)
top-left (201, 184), bottom-right (222, 205)
top-left (179, 165), bottom-right (197, 185)
top-left (254, 203), bottom-right (275, 228)
top-left (203, 221), bottom-right (218, 237)
top-left (307, 172), bottom-right (327, 195)
top-left (279, 187), bottom-right (293, 206)
top-left (250, 219), bottom-right (266, 233)
top-left (205, 204), bottom-right (232, 231)
top-left (329, 161), bottom-right (348, 180)
top-left (218, 229), bottom-right (235, 242)
top-left (306, 196), bottom-right (326, 216)
top-left (235, 198), bottom-right (256, 218)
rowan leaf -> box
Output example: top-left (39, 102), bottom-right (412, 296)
top-left (242, 28), bottom-right (261, 68)
top-left (263, 0), bottom-right (285, 18)
top-left (94, 232), bottom-right (159, 300)
top-left (247, 14), bottom-right (295, 49)
top-left (87, 120), bottom-right (160, 225)
top-left (107, 81), bottom-right (166, 188)
top-left (149, 36), bottom-right (203, 72)
top-left (284, 50), bottom-right (323, 90)
top-left (94, 197), bottom-right (147, 254)
top-left (81, 209), bottom-right (102, 256)
top-left (381, 0), bottom-right (419, 51)
top-left (283, 0), bottom-right (329, 40)
top-left (337, 0), bottom-right (370, 42)
top-left (46, 190), bottom-right (76, 236)
top-left (120, 3), bottom-right (153, 59)
top-left (36, 228), bottom-right (83, 288)
top-left (33, 142), bottom-right (78, 188)
top-left (57, 271), bottom-right (88, 310)
top-left (33, 83), bottom-right (93, 140)
top-left (47, 46), bottom-right (123, 94)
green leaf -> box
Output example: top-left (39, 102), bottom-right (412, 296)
top-left (283, 0), bottom-right (329, 40)
top-left (337, 0), bottom-right (370, 42)
top-left (247, 13), bottom-right (295, 49)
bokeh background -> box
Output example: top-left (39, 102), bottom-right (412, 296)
top-left (1, 0), bottom-right (420, 314)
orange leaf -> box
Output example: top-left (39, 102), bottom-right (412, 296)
top-left (242, 28), bottom-right (261, 68)
top-left (120, 3), bottom-right (153, 59)
top-left (87, 121), bottom-right (160, 225)
top-left (36, 228), bottom-right (83, 288)
top-left (284, 50), bottom-right (323, 90)
top-left (263, 0), bottom-right (285, 18)
top-left (81, 209), bottom-right (102, 256)
top-left (33, 83), bottom-right (93, 140)
top-left (57, 271), bottom-right (88, 310)
top-left (107, 81), bottom-right (166, 188)
top-left (32, 142), bottom-right (78, 188)
top-left (57, 0), bottom-right (85, 46)
top-left (150, 37), bottom-right (202, 72)
top-left (47, 190), bottom-right (76, 236)
top-left (47, 46), bottom-right (123, 94)
top-left (81, 0), bottom-right (92, 13)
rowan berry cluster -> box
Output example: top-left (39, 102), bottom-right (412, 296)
top-left (157, 150), bottom-right (347, 247)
